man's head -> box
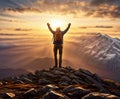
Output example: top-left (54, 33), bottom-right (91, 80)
top-left (56, 27), bottom-right (60, 31)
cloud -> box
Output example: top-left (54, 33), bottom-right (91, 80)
top-left (15, 28), bottom-right (32, 31)
top-left (3, 7), bottom-right (42, 13)
top-left (79, 26), bottom-right (113, 29)
top-left (86, 0), bottom-right (120, 18)
top-left (0, 43), bottom-right (16, 50)
top-left (0, 18), bottom-right (22, 23)
top-left (0, 28), bottom-right (32, 31)
top-left (0, 0), bottom-right (120, 18)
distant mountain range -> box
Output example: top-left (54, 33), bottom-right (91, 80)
top-left (0, 68), bottom-right (28, 79)
top-left (0, 57), bottom-right (72, 79)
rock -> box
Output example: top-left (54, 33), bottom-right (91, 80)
top-left (52, 70), bottom-right (65, 75)
top-left (0, 93), bottom-right (15, 99)
top-left (78, 72), bottom-right (105, 90)
top-left (35, 70), bottom-right (42, 77)
top-left (79, 68), bottom-right (93, 76)
top-left (23, 88), bottom-right (37, 98)
top-left (39, 79), bottom-right (52, 85)
top-left (59, 82), bottom-right (69, 86)
top-left (43, 90), bottom-right (69, 99)
top-left (82, 92), bottom-right (120, 99)
top-left (104, 80), bottom-right (118, 89)
top-left (99, 89), bottom-right (110, 94)
top-left (41, 72), bottom-right (55, 78)
top-left (67, 73), bottom-right (78, 79)
top-left (19, 77), bottom-right (32, 84)
top-left (63, 85), bottom-right (90, 99)
top-left (92, 74), bottom-right (104, 83)
top-left (13, 80), bottom-right (24, 84)
top-left (110, 90), bottom-right (120, 97)
top-left (60, 76), bottom-right (71, 82)
top-left (71, 79), bottom-right (80, 84)
top-left (64, 66), bottom-right (75, 72)
top-left (40, 84), bottom-right (59, 95)
top-left (0, 82), bottom-right (2, 86)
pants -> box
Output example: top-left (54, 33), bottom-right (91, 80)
top-left (54, 44), bottom-right (63, 67)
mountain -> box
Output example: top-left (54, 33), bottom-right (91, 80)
top-left (76, 33), bottom-right (120, 81)
top-left (0, 66), bottom-right (120, 99)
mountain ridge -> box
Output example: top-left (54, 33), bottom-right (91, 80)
top-left (0, 66), bottom-right (120, 99)
top-left (76, 33), bottom-right (120, 81)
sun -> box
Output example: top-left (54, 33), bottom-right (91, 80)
top-left (50, 18), bottom-right (65, 29)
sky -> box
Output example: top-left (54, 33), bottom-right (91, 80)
top-left (0, 0), bottom-right (120, 36)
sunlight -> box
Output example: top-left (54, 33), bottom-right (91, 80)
top-left (50, 18), bottom-right (65, 29)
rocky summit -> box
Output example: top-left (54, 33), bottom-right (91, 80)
top-left (0, 66), bottom-right (120, 99)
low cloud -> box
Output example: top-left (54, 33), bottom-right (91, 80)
top-left (4, 7), bottom-right (42, 13)
top-left (79, 26), bottom-right (113, 29)
top-left (0, 18), bottom-right (22, 23)
top-left (15, 28), bottom-right (32, 31)
top-left (0, 28), bottom-right (32, 31)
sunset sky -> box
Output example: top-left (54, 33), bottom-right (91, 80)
top-left (0, 0), bottom-right (120, 36)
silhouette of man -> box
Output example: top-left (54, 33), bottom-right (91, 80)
top-left (47, 23), bottom-right (71, 67)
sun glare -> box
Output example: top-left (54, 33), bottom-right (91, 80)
top-left (50, 19), bottom-right (65, 29)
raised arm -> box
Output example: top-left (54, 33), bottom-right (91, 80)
top-left (47, 23), bottom-right (55, 34)
top-left (62, 23), bottom-right (71, 34)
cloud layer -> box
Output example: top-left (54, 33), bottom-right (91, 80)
top-left (0, 0), bottom-right (120, 18)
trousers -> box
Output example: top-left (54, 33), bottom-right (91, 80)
top-left (53, 44), bottom-right (63, 67)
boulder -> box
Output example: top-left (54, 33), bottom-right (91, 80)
top-left (71, 79), bottom-right (80, 84)
top-left (41, 72), bottom-right (55, 78)
top-left (59, 82), bottom-right (69, 86)
top-left (0, 82), bottom-right (2, 86)
top-left (43, 90), bottom-right (69, 99)
top-left (39, 79), bottom-right (52, 85)
top-left (82, 92), bottom-right (120, 99)
top-left (40, 84), bottom-right (59, 95)
top-left (22, 88), bottom-right (37, 98)
top-left (79, 68), bottom-right (93, 76)
top-left (0, 93), bottom-right (15, 99)
top-left (12, 80), bottom-right (24, 84)
top-left (92, 74), bottom-right (104, 83)
top-left (63, 85), bottom-right (90, 99)
top-left (19, 77), bottom-right (32, 84)
top-left (60, 76), bottom-right (71, 82)
top-left (67, 73), bottom-right (78, 79)
top-left (52, 70), bottom-right (65, 75)
top-left (35, 70), bottom-right (42, 77)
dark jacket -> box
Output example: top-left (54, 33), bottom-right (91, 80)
top-left (47, 24), bottom-right (71, 44)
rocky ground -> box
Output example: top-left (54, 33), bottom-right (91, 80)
top-left (0, 66), bottom-right (120, 99)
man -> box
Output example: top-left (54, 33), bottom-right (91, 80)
top-left (47, 22), bottom-right (71, 67)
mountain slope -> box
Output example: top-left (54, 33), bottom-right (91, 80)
top-left (0, 66), bottom-right (120, 99)
top-left (77, 33), bottom-right (120, 81)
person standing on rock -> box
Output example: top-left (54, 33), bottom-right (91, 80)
top-left (47, 22), bottom-right (71, 67)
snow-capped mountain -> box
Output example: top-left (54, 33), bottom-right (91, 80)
top-left (78, 33), bottom-right (120, 69)
top-left (76, 33), bottom-right (120, 81)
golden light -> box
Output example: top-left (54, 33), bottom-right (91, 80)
top-left (50, 18), bottom-right (65, 29)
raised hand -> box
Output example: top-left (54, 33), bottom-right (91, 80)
top-left (47, 23), bottom-right (50, 26)
top-left (68, 23), bottom-right (71, 26)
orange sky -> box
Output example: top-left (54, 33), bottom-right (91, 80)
top-left (0, 0), bottom-right (120, 36)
